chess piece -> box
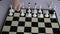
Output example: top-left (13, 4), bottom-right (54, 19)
top-left (45, 12), bottom-right (49, 17)
top-left (54, 5), bottom-right (56, 11)
top-left (28, 7), bottom-right (31, 13)
top-left (33, 7), bottom-right (37, 17)
top-left (27, 2), bottom-right (31, 17)
top-left (39, 5), bottom-right (42, 13)
top-left (33, 13), bottom-right (37, 17)
top-left (51, 12), bottom-right (56, 18)
top-left (9, 5), bottom-right (14, 13)
top-left (9, 11), bottom-right (13, 16)
top-left (49, 0), bottom-right (53, 9)
top-left (21, 9), bottom-right (25, 16)
top-left (39, 9), bottom-right (42, 13)
top-left (27, 8), bottom-right (31, 17)
top-left (34, 2), bottom-right (37, 13)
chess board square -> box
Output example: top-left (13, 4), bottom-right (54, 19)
top-left (13, 17), bottom-right (19, 21)
top-left (51, 23), bottom-right (59, 28)
top-left (11, 21), bottom-right (18, 26)
top-left (10, 26), bottom-right (17, 32)
top-left (31, 33), bottom-right (38, 34)
top-left (25, 17), bottom-right (31, 21)
top-left (25, 22), bottom-right (31, 27)
top-left (24, 33), bottom-right (31, 34)
top-left (45, 28), bottom-right (53, 33)
top-left (14, 13), bottom-right (20, 17)
top-left (2, 26), bottom-right (10, 31)
top-left (32, 22), bottom-right (38, 27)
top-left (19, 17), bottom-right (25, 21)
top-left (38, 18), bottom-right (44, 22)
top-left (44, 18), bottom-right (51, 22)
top-left (52, 28), bottom-right (60, 33)
top-left (5, 21), bottom-right (12, 26)
top-left (2, 32), bottom-right (9, 34)
top-left (45, 23), bottom-right (52, 27)
top-left (24, 27), bottom-right (31, 32)
top-left (17, 26), bottom-right (24, 32)
top-left (43, 10), bottom-right (49, 14)
top-left (21, 9), bottom-right (26, 13)
top-left (17, 32), bottom-right (24, 34)
top-left (51, 18), bottom-right (57, 22)
top-left (31, 27), bottom-right (38, 33)
top-left (32, 18), bottom-right (38, 22)
top-left (18, 21), bottom-right (25, 26)
top-left (39, 27), bottom-right (45, 33)
top-left (9, 32), bottom-right (16, 34)
top-left (6, 16), bottom-right (13, 21)
top-left (38, 22), bottom-right (45, 27)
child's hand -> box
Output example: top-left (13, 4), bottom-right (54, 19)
top-left (14, 0), bottom-right (22, 11)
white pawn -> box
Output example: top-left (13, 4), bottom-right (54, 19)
top-left (9, 12), bottom-right (13, 16)
top-left (33, 13), bottom-right (37, 17)
top-left (21, 9), bottom-right (24, 16)
top-left (52, 12), bottom-right (56, 18)
top-left (9, 5), bottom-right (14, 13)
top-left (45, 12), bottom-right (49, 17)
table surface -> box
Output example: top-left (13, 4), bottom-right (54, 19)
top-left (0, 0), bottom-right (60, 30)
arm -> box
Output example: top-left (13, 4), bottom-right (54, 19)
top-left (14, 0), bottom-right (22, 11)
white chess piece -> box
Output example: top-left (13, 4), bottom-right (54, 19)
top-left (9, 12), bottom-right (13, 16)
top-left (49, 0), bottom-right (53, 9)
top-left (54, 5), bottom-right (56, 11)
top-left (28, 7), bottom-right (31, 13)
top-left (27, 6), bottom-right (32, 17)
top-left (34, 6), bottom-right (37, 13)
top-left (52, 12), bottom-right (56, 18)
top-left (39, 9), bottom-right (42, 13)
top-left (33, 13), bottom-right (37, 17)
top-left (45, 12), bottom-right (49, 17)
top-left (39, 5), bottom-right (42, 13)
top-left (9, 5), bottom-right (14, 13)
top-left (21, 9), bottom-right (24, 16)
top-left (33, 6), bottom-right (37, 17)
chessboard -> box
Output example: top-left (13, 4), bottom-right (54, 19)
top-left (1, 8), bottom-right (60, 34)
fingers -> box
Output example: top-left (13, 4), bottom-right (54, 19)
top-left (17, 4), bottom-right (22, 11)
top-left (14, 3), bottom-right (18, 11)
top-left (14, 4), bottom-right (22, 11)
top-left (14, 0), bottom-right (22, 11)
